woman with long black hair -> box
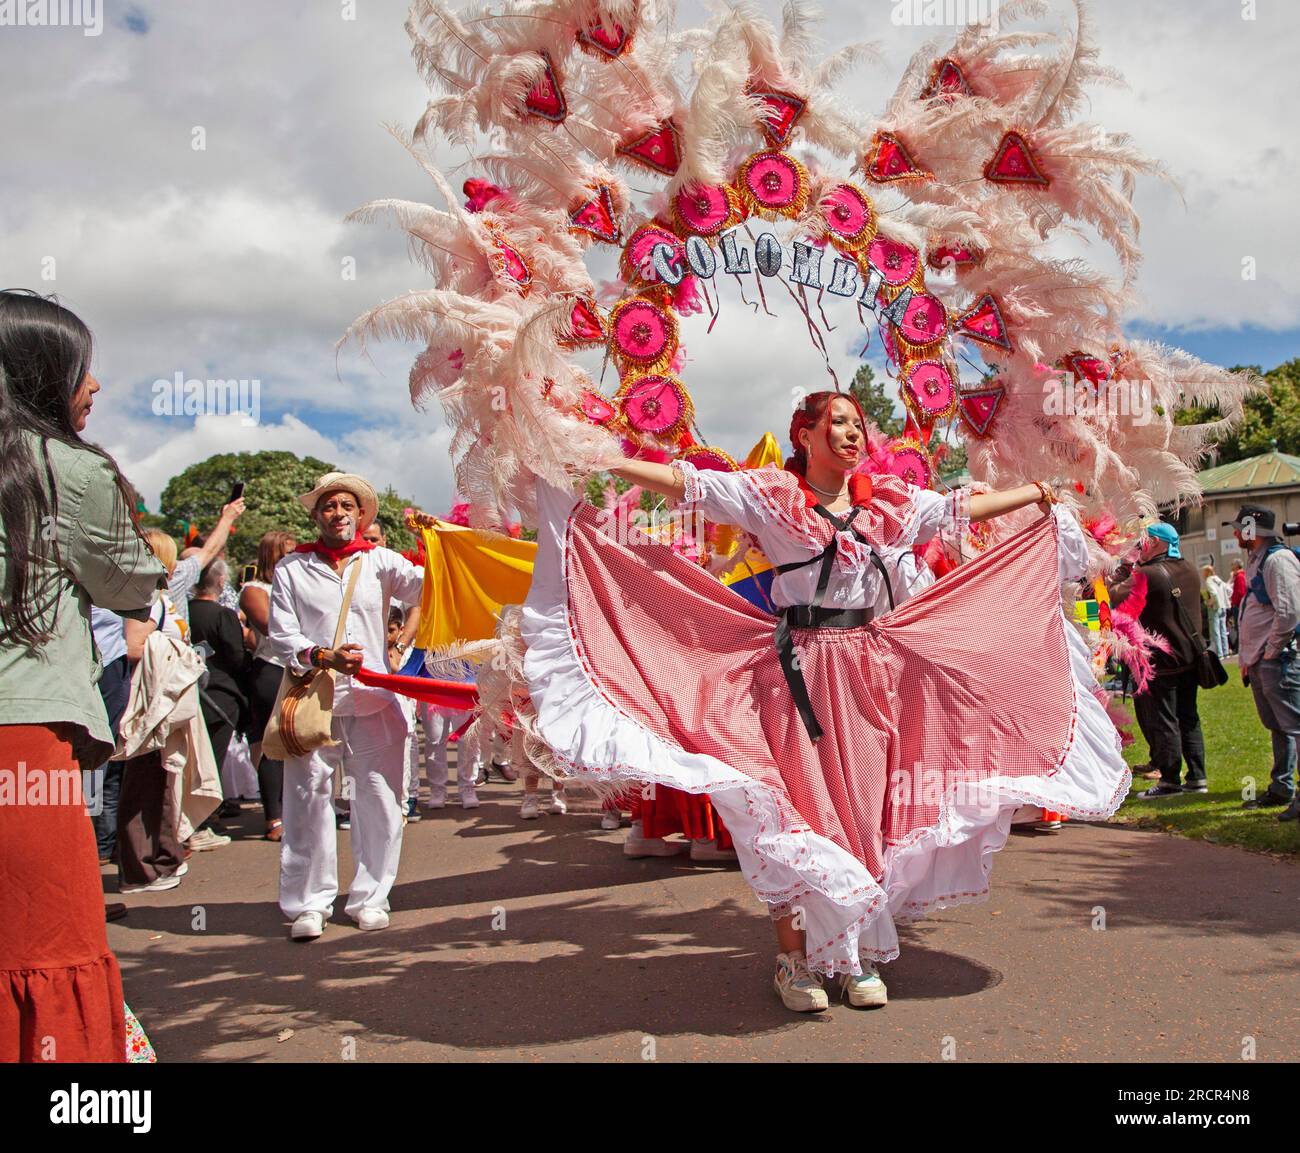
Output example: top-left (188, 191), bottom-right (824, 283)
top-left (0, 289), bottom-right (165, 1062)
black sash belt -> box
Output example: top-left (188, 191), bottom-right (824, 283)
top-left (773, 504), bottom-right (896, 744)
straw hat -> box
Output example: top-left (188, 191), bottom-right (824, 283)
top-left (298, 471), bottom-right (379, 527)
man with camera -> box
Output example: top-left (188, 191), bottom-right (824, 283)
top-left (1229, 505), bottom-right (1300, 819)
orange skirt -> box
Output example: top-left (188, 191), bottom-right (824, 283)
top-left (0, 724), bottom-right (125, 1063)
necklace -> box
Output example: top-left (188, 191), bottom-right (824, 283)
top-left (806, 477), bottom-right (849, 500)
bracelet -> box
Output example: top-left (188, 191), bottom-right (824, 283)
top-left (1034, 481), bottom-right (1055, 506)
top-left (309, 646), bottom-right (324, 669)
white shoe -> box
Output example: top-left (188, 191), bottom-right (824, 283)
top-left (290, 911), bottom-right (325, 941)
top-left (548, 788), bottom-right (568, 815)
top-left (623, 821), bottom-right (687, 858)
top-left (600, 810), bottom-right (622, 830)
top-left (355, 908), bottom-right (389, 931)
top-left (186, 828), bottom-right (231, 851)
top-left (520, 794), bottom-right (541, 820)
top-left (689, 838), bottom-right (737, 862)
top-left (428, 785), bottom-right (447, 809)
top-left (774, 951), bottom-right (828, 1013)
top-left (836, 964), bottom-right (888, 1008)
top-left (459, 780), bottom-right (480, 809)
top-left (176, 861), bottom-right (189, 877)
top-left (120, 873), bottom-right (182, 894)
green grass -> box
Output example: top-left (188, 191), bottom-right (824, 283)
top-left (1114, 659), bottom-right (1300, 858)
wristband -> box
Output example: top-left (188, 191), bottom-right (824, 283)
top-left (309, 646), bottom-right (324, 669)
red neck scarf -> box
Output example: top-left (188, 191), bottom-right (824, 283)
top-left (295, 537), bottom-right (377, 564)
top-left (785, 464), bottom-right (873, 510)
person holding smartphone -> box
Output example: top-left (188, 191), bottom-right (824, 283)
top-left (166, 487), bottom-right (245, 630)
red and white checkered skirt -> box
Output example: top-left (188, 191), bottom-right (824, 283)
top-left (521, 483), bottom-right (1130, 976)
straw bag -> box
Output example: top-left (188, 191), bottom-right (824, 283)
top-left (262, 556), bottom-right (363, 760)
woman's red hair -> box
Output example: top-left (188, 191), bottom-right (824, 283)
top-left (786, 391), bottom-right (868, 477)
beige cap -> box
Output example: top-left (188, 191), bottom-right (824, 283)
top-left (298, 471), bottom-right (379, 528)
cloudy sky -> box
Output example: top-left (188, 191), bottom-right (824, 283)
top-left (2, 0), bottom-right (1296, 516)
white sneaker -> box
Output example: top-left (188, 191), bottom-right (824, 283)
top-left (690, 838), bottom-right (737, 862)
top-left (355, 908), bottom-right (390, 931)
top-left (428, 785), bottom-right (447, 809)
top-left (186, 828), bottom-right (231, 851)
top-left (623, 821), bottom-right (687, 858)
top-left (120, 873), bottom-right (182, 894)
top-left (459, 780), bottom-right (480, 809)
top-left (836, 964), bottom-right (888, 1008)
top-left (548, 788), bottom-right (568, 815)
top-left (290, 911), bottom-right (325, 941)
top-left (600, 810), bottom-right (622, 830)
top-left (520, 793), bottom-right (541, 820)
top-left (774, 950), bottom-right (829, 1013)
top-left (176, 862), bottom-right (189, 877)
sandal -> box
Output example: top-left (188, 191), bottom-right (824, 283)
top-left (265, 820), bottom-right (283, 842)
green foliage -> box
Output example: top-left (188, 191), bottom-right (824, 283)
top-left (935, 435), bottom-right (968, 479)
top-left (1176, 359), bottom-right (1300, 465)
top-left (157, 451), bottom-right (418, 573)
top-left (849, 363), bottom-right (904, 438)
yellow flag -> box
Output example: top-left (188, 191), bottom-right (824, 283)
top-left (743, 432), bottom-right (783, 470)
top-left (413, 520), bottom-right (536, 649)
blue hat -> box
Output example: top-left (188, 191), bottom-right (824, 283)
top-left (1146, 521), bottom-right (1181, 559)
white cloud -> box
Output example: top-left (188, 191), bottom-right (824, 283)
top-left (105, 410), bottom-right (456, 514)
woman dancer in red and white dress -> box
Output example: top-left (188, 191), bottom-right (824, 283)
top-left (520, 392), bottom-right (1129, 1013)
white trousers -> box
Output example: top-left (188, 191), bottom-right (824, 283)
top-left (403, 705), bottom-right (482, 797)
top-left (279, 705), bottom-right (408, 920)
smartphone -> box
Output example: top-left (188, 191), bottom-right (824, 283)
top-left (241, 563), bottom-right (257, 585)
top-left (228, 480), bottom-right (245, 503)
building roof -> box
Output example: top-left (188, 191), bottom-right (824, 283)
top-left (1198, 451), bottom-right (1300, 494)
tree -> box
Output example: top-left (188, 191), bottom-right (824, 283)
top-left (158, 451), bottom-right (418, 573)
top-left (849, 363), bottom-right (904, 438)
top-left (1175, 359), bottom-right (1300, 466)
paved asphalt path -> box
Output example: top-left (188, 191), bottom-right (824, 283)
top-left (104, 778), bottom-right (1300, 1063)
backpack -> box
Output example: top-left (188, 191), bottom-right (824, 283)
top-left (1248, 543), bottom-right (1300, 641)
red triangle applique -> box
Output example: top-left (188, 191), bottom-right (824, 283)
top-left (748, 86), bottom-right (806, 147)
top-left (491, 237), bottom-right (531, 293)
top-left (617, 121), bottom-right (682, 176)
top-left (565, 297), bottom-right (606, 346)
top-left (955, 293), bottom-right (1012, 352)
top-left (569, 185), bottom-right (620, 244)
top-left (577, 15), bottom-right (632, 59)
top-left (920, 57), bottom-right (973, 101)
top-left (984, 130), bottom-right (1050, 186)
top-left (1061, 351), bottom-right (1112, 385)
top-left (863, 131), bottom-right (929, 183)
top-left (524, 52), bottom-right (567, 123)
top-left (927, 243), bottom-right (981, 271)
top-left (958, 385), bottom-right (1005, 438)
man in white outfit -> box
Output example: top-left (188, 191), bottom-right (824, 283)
top-left (269, 472), bottom-right (423, 940)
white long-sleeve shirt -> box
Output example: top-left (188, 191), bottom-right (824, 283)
top-left (679, 461), bottom-right (1088, 613)
top-left (268, 547), bottom-right (423, 717)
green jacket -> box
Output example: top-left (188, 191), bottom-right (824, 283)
top-left (0, 433), bottom-right (165, 760)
